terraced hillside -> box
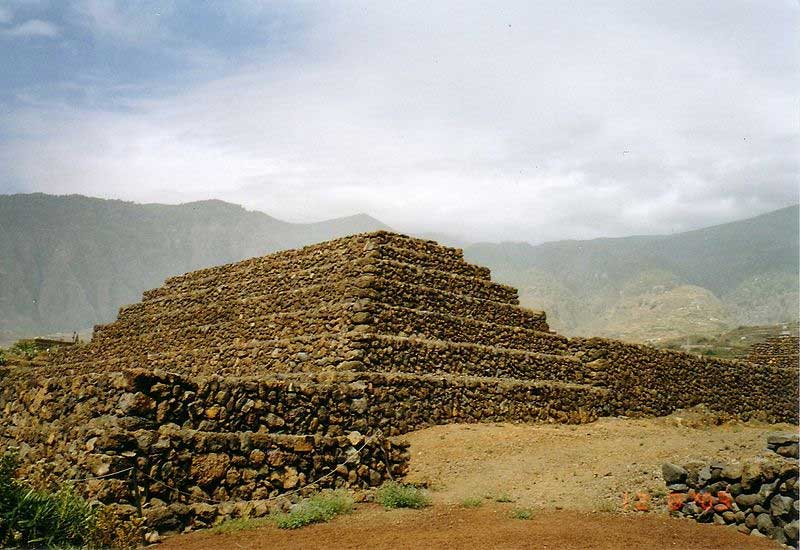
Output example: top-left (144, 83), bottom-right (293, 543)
top-left (1, 231), bottom-right (795, 535)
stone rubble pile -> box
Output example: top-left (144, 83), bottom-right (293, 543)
top-left (2, 230), bottom-right (797, 536)
top-left (662, 433), bottom-right (800, 547)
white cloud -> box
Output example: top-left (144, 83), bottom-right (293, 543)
top-left (0, 1), bottom-right (797, 242)
top-left (71, 0), bottom-right (172, 44)
top-left (1, 18), bottom-right (58, 37)
top-left (0, 6), bottom-right (12, 23)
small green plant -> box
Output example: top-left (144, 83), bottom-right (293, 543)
top-left (494, 493), bottom-right (514, 503)
top-left (375, 482), bottom-right (431, 510)
top-left (460, 496), bottom-right (483, 508)
top-left (0, 449), bottom-right (101, 548)
top-left (273, 490), bottom-right (353, 530)
top-left (0, 349), bottom-right (6, 366)
top-left (10, 341), bottom-right (37, 360)
top-left (210, 517), bottom-right (270, 535)
top-left (510, 507), bottom-right (534, 520)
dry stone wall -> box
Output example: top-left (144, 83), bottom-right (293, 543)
top-left (662, 434), bottom-right (799, 547)
top-left (569, 337), bottom-right (797, 423)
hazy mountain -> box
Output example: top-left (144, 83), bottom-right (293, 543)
top-left (464, 205), bottom-right (799, 342)
top-left (1, 194), bottom-right (796, 345)
top-left (0, 194), bottom-right (388, 340)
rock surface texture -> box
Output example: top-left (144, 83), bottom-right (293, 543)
top-left (2, 231), bottom-right (797, 535)
top-left (663, 434), bottom-right (800, 548)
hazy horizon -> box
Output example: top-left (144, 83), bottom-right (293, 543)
top-left (1, 1), bottom-right (797, 242)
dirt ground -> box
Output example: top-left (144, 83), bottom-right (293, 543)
top-left (403, 411), bottom-right (795, 511)
top-left (161, 412), bottom-right (794, 549)
top-left (160, 504), bottom-right (782, 550)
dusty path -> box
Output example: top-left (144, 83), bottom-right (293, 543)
top-left (404, 413), bottom-right (794, 510)
top-left (160, 503), bottom-right (781, 550)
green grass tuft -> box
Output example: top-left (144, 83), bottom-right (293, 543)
top-left (210, 517), bottom-right (270, 535)
top-left (510, 507), bottom-right (534, 520)
top-left (272, 490), bottom-right (353, 530)
top-left (494, 493), bottom-right (515, 503)
top-left (375, 482), bottom-right (431, 510)
top-left (460, 496), bottom-right (483, 508)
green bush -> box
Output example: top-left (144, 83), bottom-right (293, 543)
top-left (0, 350), bottom-right (6, 366)
top-left (273, 490), bottom-right (353, 530)
top-left (0, 450), bottom-right (99, 548)
top-left (375, 482), bottom-right (431, 510)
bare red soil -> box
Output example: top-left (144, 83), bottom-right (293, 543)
top-left (159, 503), bottom-right (780, 550)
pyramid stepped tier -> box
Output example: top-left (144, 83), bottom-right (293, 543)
top-left (107, 275), bottom-right (532, 338)
top-left (746, 335), bottom-right (799, 370)
top-left (1, 368), bottom-right (604, 441)
top-left (355, 335), bottom-right (585, 382)
top-left (371, 305), bottom-right (569, 354)
top-left (143, 257), bottom-right (515, 305)
top-left (154, 231), bottom-right (489, 296)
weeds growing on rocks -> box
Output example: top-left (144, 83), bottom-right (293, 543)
top-left (273, 490), bottom-right (353, 530)
top-left (375, 482), bottom-right (431, 509)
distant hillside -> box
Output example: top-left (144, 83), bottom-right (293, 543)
top-left (464, 205), bottom-right (800, 342)
top-left (0, 194), bottom-right (388, 340)
top-left (656, 322), bottom-right (799, 360)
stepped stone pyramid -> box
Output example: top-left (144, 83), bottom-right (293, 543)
top-left (747, 334), bottom-right (799, 370)
top-left (1, 231), bottom-right (796, 533)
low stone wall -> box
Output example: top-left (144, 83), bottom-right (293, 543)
top-left (662, 434), bottom-right (799, 547)
top-left (568, 337), bottom-right (798, 423)
top-left (80, 425), bottom-right (408, 510)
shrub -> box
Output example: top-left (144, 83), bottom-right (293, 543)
top-left (0, 449), bottom-right (127, 548)
top-left (460, 496), bottom-right (483, 508)
top-left (0, 350), bottom-right (5, 366)
top-left (510, 508), bottom-right (533, 520)
top-left (273, 490), bottom-right (353, 530)
top-left (494, 493), bottom-right (514, 503)
top-left (10, 341), bottom-right (37, 360)
top-left (375, 482), bottom-right (431, 510)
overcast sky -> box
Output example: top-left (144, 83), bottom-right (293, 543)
top-left (0, 1), bottom-right (797, 242)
